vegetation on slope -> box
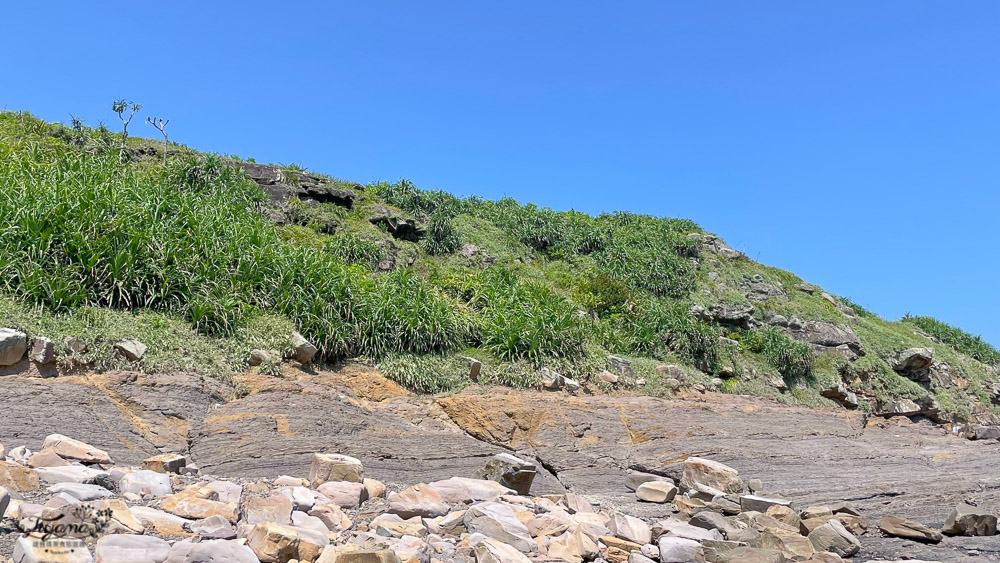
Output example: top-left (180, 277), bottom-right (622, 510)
top-left (1, 109), bottom-right (998, 421)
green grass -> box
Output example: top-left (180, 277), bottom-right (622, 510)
top-left (902, 314), bottom-right (1000, 365)
top-left (1, 109), bottom-right (998, 423)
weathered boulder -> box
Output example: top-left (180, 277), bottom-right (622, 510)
top-left (475, 453), bottom-right (536, 495)
top-left (243, 494), bottom-right (294, 525)
top-left (652, 519), bottom-right (722, 542)
top-left (189, 514), bottom-right (237, 539)
top-left (28, 448), bottom-right (69, 468)
top-left (143, 453), bottom-right (187, 474)
top-left (290, 332), bottom-right (318, 365)
top-left (942, 503), bottom-right (998, 536)
top-left (29, 336), bottom-right (55, 364)
top-left (114, 338), bottom-right (148, 361)
top-left (35, 465), bottom-right (107, 485)
top-left (95, 534), bottom-right (171, 563)
top-left (636, 480), bottom-right (677, 503)
top-left (783, 321), bottom-right (863, 359)
top-left (48, 482), bottom-right (113, 501)
top-left (369, 210), bottom-right (425, 242)
top-left (549, 529), bottom-right (599, 563)
top-left (727, 547), bottom-right (785, 563)
top-left (428, 476), bottom-right (512, 504)
top-left (309, 453), bottom-right (363, 486)
top-left (247, 522), bottom-right (300, 563)
top-left (657, 536), bottom-right (706, 563)
top-left (463, 501), bottom-right (534, 553)
top-left (387, 484), bottom-right (449, 518)
top-left (473, 537), bottom-right (532, 563)
top-left (120, 469), bottom-right (173, 496)
top-left (680, 457), bottom-right (743, 496)
top-left (608, 512), bottom-right (652, 544)
top-left (0, 328), bottom-right (27, 366)
top-left (42, 434), bottom-right (112, 465)
top-left (316, 480), bottom-right (367, 508)
top-left (161, 487), bottom-right (237, 521)
top-left (875, 398), bottom-right (921, 418)
top-left (310, 503), bottom-right (353, 531)
top-left (761, 527), bottom-right (814, 560)
top-left (820, 383), bottom-right (858, 409)
top-left (878, 515), bottom-right (942, 543)
top-left (892, 348), bottom-right (935, 372)
top-left (131, 506), bottom-right (192, 536)
top-left (807, 519), bottom-right (860, 557)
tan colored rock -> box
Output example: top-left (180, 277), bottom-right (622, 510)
top-left (548, 528), bottom-right (599, 563)
top-left (674, 496), bottom-right (708, 516)
top-left (101, 498), bottom-right (144, 533)
top-left (27, 447), bottom-right (69, 468)
top-left (387, 484), bottom-right (449, 518)
top-left (727, 546), bottom-right (785, 563)
top-left (800, 506), bottom-right (833, 521)
top-left (807, 519), bottom-right (860, 558)
top-left (0, 461), bottom-right (39, 491)
top-left (309, 453), bottom-right (364, 486)
top-left (130, 505), bottom-right (194, 536)
top-left (364, 478), bottom-right (387, 499)
top-left (878, 515), bottom-right (942, 543)
top-left (309, 503), bottom-right (353, 531)
top-left (636, 481), bottom-right (677, 503)
top-left (161, 487), bottom-right (237, 521)
top-left (474, 537), bottom-right (532, 563)
top-left (761, 527), bottom-right (814, 560)
top-left (765, 505), bottom-right (800, 529)
top-left (247, 522), bottom-right (300, 563)
top-left (599, 536), bottom-right (642, 553)
top-left (243, 494), bottom-right (294, 525)
top-left (142, 453), bottom-right (186, 474)
top-left (608, 512), bottom-right (652, 544)
top-left (680, 457), bottom-right (743, 496)
top-left (375, 515), bottom-right (426, 538)
top-left (42, 433), bottom-right (112, 464)
top-left (317, 481), bottom-right (367, 508)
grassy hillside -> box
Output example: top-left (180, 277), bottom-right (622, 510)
top-left (1, 109), bottom-right (997, 422)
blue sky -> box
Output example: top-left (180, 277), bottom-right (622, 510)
top-left (4, 2), bottom-right (998, 345)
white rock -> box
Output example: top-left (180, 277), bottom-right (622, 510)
top-left (14, 535), bottom-right (93, 563)
top-left (95, 534), bottom-right (170, 563)
top-left (47, 482), bottom-right (113, 501)
top-left (464, 501), bottom-right (534, 553)
top-left (658, 536), bottom-right (706, 563)
top-left (164, 539), bottom-right (260, 563)
top-left (0, 328), bottom-right (27, 366)
top-left (427, 477), bottom-right (513, 504)
top-left (35, 465), bottom-right (109, 484)
top-left (474, 537), bottom-right (532, 563)
top-left (120, 469), bottom-right (173, 496)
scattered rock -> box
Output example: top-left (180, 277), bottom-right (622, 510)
top-left (608, 356), bottom-right (635, 377)
top-left (476, 453), bottom-right (536, 496)
top-left (309, 452), bottom-right (364, 486)
top-left (875, 398), bottom-right (921, 418)
top-left (387, 484), bottom-right (449, 518)
top-left (820, 383), bottom-right (858, 409)
top-left (473, 537), bottom-right (532, 563)
top-left (878, 515), bottom-right (942, 543)
top-left (942, 503), bottom-right (998, 536)
top-left (29, 336), bottom-right (55, 364)
top-left (597, 370), bottom-right (619, 384)
top-left (291, 331), bottom-right (319, 365)
top-left (892, 347), bottom-right (935, 372)
top-left (119, 470), bottom-right (173, 496)
top-left (246, 522), bottom-right (300, 563)
top-left (249, 348), bottom-right (272, 367)
top-left (0, 328), bottom-right (27, 366)
top-left (95, 534), bottom-right (171, 563)
top-left (114, 338), bottom-right (148, 361)
top-left (657, 536), bottom-right (706, 563)
top-left (42, 434), bottom-right (111, 465)
top-left (636, 481), bottom-right (678, 503)
top-left (143, 453), bottom-right (187, 474)
top-left (740, 495), bottom-right (792, 513)
top-left (464, 501), bottom-right (534, 553)
top-left (680, 457), bottom-right (744, 496)
top-left (807, 519), bottom-right (860, 557)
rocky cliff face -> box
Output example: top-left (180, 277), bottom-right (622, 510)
top-left (1, 365), bottom-right (998, 561)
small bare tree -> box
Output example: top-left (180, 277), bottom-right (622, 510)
top-left (111, 99), bottom-right (142, 155)
top-left (146, 116), bottom-right (170, 165)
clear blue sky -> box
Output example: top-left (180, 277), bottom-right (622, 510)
top-left (4, 2), bottom-right (998, 346)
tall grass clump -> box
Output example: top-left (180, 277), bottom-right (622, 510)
top-left (902, 315), bottom-right (1000, 365)
top-left (619, 299), bottom-right (720, 371)
top-left (736, 328), bottom-right (814, 381)
top-left (595, 213), bottom-right (697, 298)
top-left (425, 211), bottom-right (461, 255)
top-left (447, 268), bottom-right (588, 364)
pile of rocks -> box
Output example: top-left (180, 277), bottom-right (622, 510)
top-left (0, 435), bottom-right (990, 563)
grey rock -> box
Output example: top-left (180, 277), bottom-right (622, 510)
top-left (783, 320), bottom-right (863, 359)
top-left (249, 349), bottom-right (271, 367)
top-left (114, 338), bottom-right (147, 362)
top-left (807, 519), bottom-right (860, 557)
top-left (942, 503), bottom-right (998, 536)
top-left (189, 515), bottom-right (237, 539)
top-left (476, 453), bottom-right (536, 495)
top-left (794, 283), bottom-right (816, 294)
top-left (709, 303), bottom-right (755, 328)
top-left (290, 331), bottom-right (318, 364)
top-left (164, 539), bottom-right (260, 563)
top-left (464, 501), bottom-right (534, 553)
top-left (657, 536), bottom-right (706, 563)
top-left (608, 356), bottom-right (635, 377)
top-left (0, 328), bottom-right (27, 366)
top-left (740, 495), bottom-right (791, 513)
top-left (878, 515), bottom-right (942, 543)
top-left (875, 398), bottom-right (921, 418)
top-left (820, 383), bottom-right (858, 409)
top-left (29, 336), bottom-right (55, 365)
top-left (893, 347), bottom-right (936, 373)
